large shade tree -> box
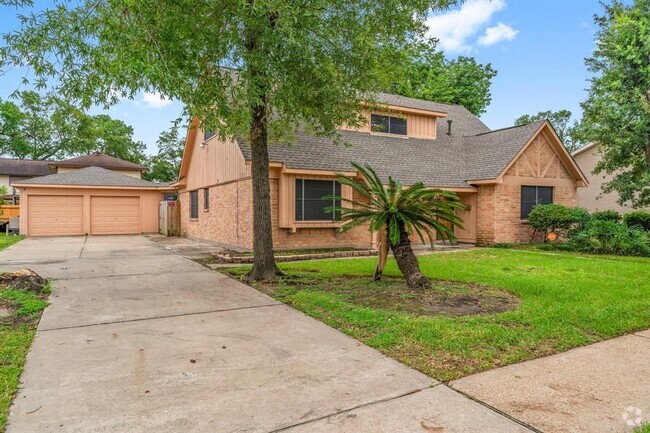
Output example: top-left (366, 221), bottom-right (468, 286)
top-left (0, 90), bottom-right (147, 163)
top-left (145, 119), bottom-right (185, 183)
top-left (389, 42), bottom-right (497, 116)
top-left (515, 109), bottom-right (582, 153)
top-left (0, 0), bottom-right (454, 281)
top-left (578, 0), bottom-right (650, 208)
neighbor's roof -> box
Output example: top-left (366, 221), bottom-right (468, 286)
top-left (13, 166), bottom-right (166, 188)
top-left (52, 152), bottom-right (147, 171)
top-left (571, 142), bottom-right (599, 157)
top-left (0, 158), bottom-right (52, 177)
top-left (237, 121), bottom-right (548, 188)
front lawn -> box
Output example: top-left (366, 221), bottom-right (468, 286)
top-left (0, 235), bottom-right (22, 252)
top-left (0, 278), bottom-right (49, 430)
top-left (223, 249), bottom-right (650, 381)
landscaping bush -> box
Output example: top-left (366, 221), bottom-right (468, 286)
top-left (623, 210), bottom-right (650, 231)
top-left (591, 209), bottom-right (621, 222)
top-left (527, 204), bottom-right (582, 241)
top-left (567, 218), bottom-right (650, 256)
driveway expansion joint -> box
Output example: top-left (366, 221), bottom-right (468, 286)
top-left (634, 332), bottom-right (650, 340)
top-left (445, 383), bottom-right (540, 433)
top-left (39, 302), bottom-right (284, 332)
top-left (267, 383), bottom-right (442, 432)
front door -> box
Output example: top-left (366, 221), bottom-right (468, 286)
top-left (454, 193), bottom-right (477, 243)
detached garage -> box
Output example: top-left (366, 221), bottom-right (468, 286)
top-left (13, 166), bottom-right (173, 237)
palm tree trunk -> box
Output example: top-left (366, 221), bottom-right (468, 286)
top-left (390, 223), bottom-right (431, 289)
top-left (373, 225), bottom-right (390, 281)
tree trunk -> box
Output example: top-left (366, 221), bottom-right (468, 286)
top-left (243, 8), bottom-right (281, 282)
top-left (373, 225), bottom-right (390, 281)
top-left (390, 222), bottom-right (431, 289)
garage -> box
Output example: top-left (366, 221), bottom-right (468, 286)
top-left (28, 195), bottom-right (84, 236)
top-left (12, 166), bottom-right (173, 237)
top-left (90, 196), bottom-right (141, 235)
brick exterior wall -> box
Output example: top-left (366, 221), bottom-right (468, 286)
top-left (180, 178), bottom-right (254, 250)
top-left (180, 177), bottom-right (373, 251)
top-left (476, 133), bottom-right (579, 245)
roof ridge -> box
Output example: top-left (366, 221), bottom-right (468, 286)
top-left (472, 120), bottom-right (545, 137)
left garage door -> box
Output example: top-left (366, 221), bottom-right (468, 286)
top-left (28, 195), bottom-right (84, 236)
top-left (90, 196), bottom-right (141, 235)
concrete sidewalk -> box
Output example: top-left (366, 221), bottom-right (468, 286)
top-left (452, 330), bottom-right (650, 433)
top-left (1, 236), bottom-right (532, 433)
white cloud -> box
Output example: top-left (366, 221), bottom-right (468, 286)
top-left (478, 22), bottom-right (518, 46)
top-left (426, 0), bottom-right (516, 53)
top-left (141, 91), bottom-right (172, 108)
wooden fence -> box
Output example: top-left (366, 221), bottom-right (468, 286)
top-left (0, 205), bottom-right (19, 222)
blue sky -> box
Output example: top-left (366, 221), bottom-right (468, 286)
top-left (0, 0), bottom-right (602, 154)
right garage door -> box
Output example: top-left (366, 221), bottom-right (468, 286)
top-left (28, 195), bottom-right (84, 236)
top-left (90, 196), bottom-right (141, 235)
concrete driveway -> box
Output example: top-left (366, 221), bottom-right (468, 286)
top-left (1, 236), bottom-right (533, 432)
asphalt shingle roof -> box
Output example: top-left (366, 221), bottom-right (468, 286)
top-left (376, 93), bottom-right (491, 137)
top-left (53, 152), bottom-right (147, 171)
top-left (0, 158), bottom-right (52, 177)
top-left (237, 116), bottom-right (545, 188)
top-left (13, 166), bottom-right (166, 188)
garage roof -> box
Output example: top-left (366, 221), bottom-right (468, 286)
top-left (12, 166), bottom-right (168, 189)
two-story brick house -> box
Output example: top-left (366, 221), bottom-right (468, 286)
top-left (175, 93), bottom-right (587, 249)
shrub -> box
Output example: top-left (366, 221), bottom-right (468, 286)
top-left (623, 210), bottom-right (650, 231)
top-left (527, 204), bottom-right (580, 241)
top-left (567, 219), bottom-right (650, 256)
top-left (591, 209), bottom-right (621, 222)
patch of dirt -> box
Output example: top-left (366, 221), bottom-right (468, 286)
top-left (249, 274), bottom-right (520, 317)
top-left (0, 269), bottom-right (47, 293)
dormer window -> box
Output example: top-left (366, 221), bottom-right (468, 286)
top-left (371, 114), bottom-right (407, 135)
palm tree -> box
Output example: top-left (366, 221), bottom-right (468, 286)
top-left (326, 162), bottom-right (465, 289)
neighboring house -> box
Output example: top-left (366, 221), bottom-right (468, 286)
top-left (572, 142), bottom-right (650, 214)
top-left (0, 158), bottom-right (52, 202)
top-left (175, 92), bottom-right (587, 249)
top-left (50, 152), bottom-right (147, 178)
top-left (12, 167), bottom-right (173, 237)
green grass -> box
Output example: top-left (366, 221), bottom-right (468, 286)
top-left (223, 249), bottom-right (650, 381)
top-left (635, 424), bottom-right (650, 433)
top-left (0, 235), bottom-right (22, 252)
top-left (0, 283), bottom-right (49, 431)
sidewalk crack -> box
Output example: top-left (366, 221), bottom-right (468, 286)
top-left (267, 384), bottom-right (441, 433)
top-left (445, 383), bottom-right (541, 432)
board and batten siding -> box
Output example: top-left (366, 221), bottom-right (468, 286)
top-left (183, 131), bottom-right (251, 192)
top-left (340, 108), bottom-right (439, 139)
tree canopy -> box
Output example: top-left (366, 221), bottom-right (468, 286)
top-left (0, 90), bottom-right (147, 163)
top-left (144, 120), bottom-right (184, 183)
top-left (578, 0), bottom-right (650, 208)
top-left (1, 0), bottom-right (454, 281)
top-left (515, 109), bottom-right (582, 152)
top-left (389, 43), bottom-right (497, 116)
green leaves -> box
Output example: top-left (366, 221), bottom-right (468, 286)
top-left (579, 0), bottom-right (650, 208)
top-left (326, 162), bottom-right (465, 247)
top-left (515, 109), bottom-right (582, 152)
top-left (388, 42), bottom-right (497, 116)
top-left (1, 0), bottom-right (455, 144)
top-left (0, 90), bottom-right (147, 163)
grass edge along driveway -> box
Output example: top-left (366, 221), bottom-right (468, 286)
top-left (223, 249), bottom-right (650, 381)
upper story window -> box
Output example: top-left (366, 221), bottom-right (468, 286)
top-left (189, 190), bottom-right (199, 219)
top-left (521, 186), bottom-right (553, 219)
top-left (204, 130), bottom-right (216, 140)
top-left (371, 114), bottom-right (407, 135)
top-left (295, 179), bottom-right (341, 221)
